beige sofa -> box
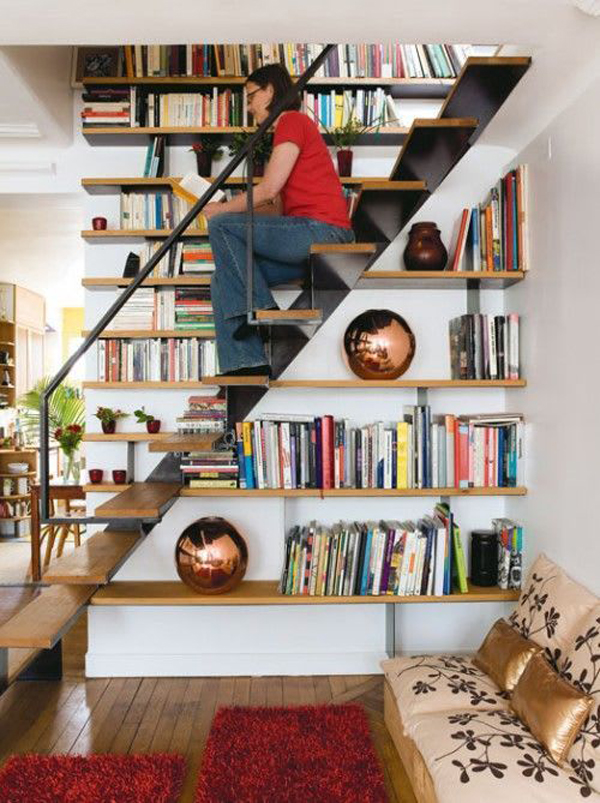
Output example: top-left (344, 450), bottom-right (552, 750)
top-left (382, 554), bottom-right (600, 802)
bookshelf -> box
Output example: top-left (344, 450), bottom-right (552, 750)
top-left (81, 50), bottom-right (528, 634)
top-left (0, 449), bottom-right (36, 538)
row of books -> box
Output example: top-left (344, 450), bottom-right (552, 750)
top-left (279, 505), bottom-right (469, 598)
top-left (494, 518), bottom-right (523, 590)
top-left (120, 192), bottom-right (203, 231)
top-left (232, 410), bottom-right (524, 491)
top-left (450, 165), bottom-right (529, 272)
top-left (301, 89), bottom-right (398, 128)
top-left (119, 43), bottom-right (472, 80)
top-left (110, 288), bottom-right (214, 331)
top-left (97, 338), bottom-right (219, 382)
top-left (138, 241), bottom-right (215, 278)
top-left (142, 135), bottom-right (166, 177)
top-left (449, 314), bottom-right (520, 381)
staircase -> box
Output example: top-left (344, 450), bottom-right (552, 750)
top-left (0, 53), bottom-right (530, 694)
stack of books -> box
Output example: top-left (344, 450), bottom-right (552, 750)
top-left (109, 288), bottom-right (155, 330)
top-left (97, 338), bottom-right (218, 381)
top-left (181, 449), bottom-right (239, 489)
top-left (174, 288), bottom-right (214, 330)
top-left (181, 243), bottom-right (216, 274)
top-left (176, 394), bottom-right (227, 435)
top-left (233, 410), bottom-right (524, 491)
top-left (449, 314), bottom-right (520, 380)
top-left (449, 165), bottom-right (529, 272)
top-left (81, 88), bottom-right (131, 127)
top-left (279, 504), bottom-right (468, 598)
top-left (493, 518), bottom-right (523, 590)
top-left (120, 192), bottom-right (204, 230)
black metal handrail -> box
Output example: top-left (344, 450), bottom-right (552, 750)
top-left (39, 43), bottom-right (336, 520)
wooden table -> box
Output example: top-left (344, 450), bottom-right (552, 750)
top-left (30, 482), bottom-right (85, 582)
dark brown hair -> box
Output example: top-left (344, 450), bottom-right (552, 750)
top-left (246, 63), bottom-right (301, 112)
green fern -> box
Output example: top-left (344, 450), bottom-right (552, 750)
top-left (18, 377), bottom-right (85, 445)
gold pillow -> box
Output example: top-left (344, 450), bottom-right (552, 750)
top-left (473, 618), bottom-right (542, 691)
top-left (511, 653), bottom-right (594, 766)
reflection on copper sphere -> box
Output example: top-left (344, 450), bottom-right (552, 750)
top-left (343, 309), bottom-right (416, 380)
top-left (175, 516), bottom-right (248, 594)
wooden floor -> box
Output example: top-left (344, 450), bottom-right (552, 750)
top-left (0, 615), bottom-right (416, 803)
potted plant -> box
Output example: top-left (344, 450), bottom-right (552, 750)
top-left (94, 406), bottom-right (128, 434)
top-left (228, 130), bottom-right (273, 177)
top-left (54, 424), bottom-right (83, 484)
top-left (134, 407), bottom-right (161, 434)
top-left (189, 136), bottom-right (224, 177)
top-left (310, 103), bottom-right (383, 177)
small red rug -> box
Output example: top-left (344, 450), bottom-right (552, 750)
top-left (0, 753), bottom-right (186, 803)
top-left (195, 704), bottom-right (387, 803)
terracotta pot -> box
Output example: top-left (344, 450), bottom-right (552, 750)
top-left (101, 420), bottom-right (116, 434)
top-left (195, 151), bottom-right (212, 177)
top-left (146, 419), bottom-right (161, 433)
top-left (88, 469), bottom-right (104, 484)
top-left (336, 149), bottom-right (353, 177)
top-left (403, 221), bottom-right (448, 272)
top-left (112, 469), bottom-right (127, 484)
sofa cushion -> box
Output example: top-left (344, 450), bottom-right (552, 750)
top-left (509, 554), bottom-right (599, 671)
top-left (409, 707), bottom-right (600, 802)
top-left (381, 654), bottom-right (509, 735)
top-left (560, 605), bottom-right (600, 797)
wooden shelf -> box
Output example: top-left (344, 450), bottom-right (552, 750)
top-left (82, 229), bottom-right (207, 239)
top-left (0, 341), bottom-right (14, 347)
top-left (43, 529), bottom-right (141, 585)
top-left (90, 579), bottom-right (519, 607)
top-left (94, 481), bottom-right (181, 518)
top-left (82, 432), bottom-right (173, 442)
top-left (237, 379), bottom-right (525, 389)
top-left (0, 472), bottom-right (35, 478)
top-left (311, 243), bottom-right (378, 255)
top-left (83, 76), bottom-right (454, 89)
top-left (358, 270), bottom-right (525, 289)
top-left (83, 125), bottom-right (409, 137)
top-left (83, 381), bottom-right (208, 389)
top-left (83, 276), bottom-right (211, 289)
top-left (83, 483), bottom-right (131, 493)
top-left (0, 494), bottom-right (30, 501)
top-left (85, 329), bottom-right (214, 339)
top-left (82, 176), bottom-right (391, 193)
top-left (180, 487), bottom-right (527, 498)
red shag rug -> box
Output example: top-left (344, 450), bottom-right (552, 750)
top-left (195, 704), bottom-right (387, 803)
top-left (0, 753), bottom-right (186, 803)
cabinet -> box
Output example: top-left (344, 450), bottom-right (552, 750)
top-left (0, 284), bottom-right (46, 408)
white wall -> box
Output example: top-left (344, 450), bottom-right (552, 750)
top-left (505, 76), bottom-right (600, 595)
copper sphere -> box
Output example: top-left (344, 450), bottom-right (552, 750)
top-left (343, 309), bottom-right (416, 380)
top-left (175, 516), bottom-right (248, 594)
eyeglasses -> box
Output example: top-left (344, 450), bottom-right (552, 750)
top-left (246, 87), bottom-right (263, 101)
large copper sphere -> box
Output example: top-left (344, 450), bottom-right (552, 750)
top-left (343, 309), bottom-right (416, 380)
top-left (175, 516), bottom-right (248, 594)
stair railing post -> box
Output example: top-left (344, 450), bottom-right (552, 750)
top-left (246, 149), bottom-right (255, 322)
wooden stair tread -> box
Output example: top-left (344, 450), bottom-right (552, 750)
top-left (42, 530), bottom-right (141, 584)
top-left (255, 309), bottom-right (321, 320)
top-left (310, 243), bottom-right (378, 254)
top-left (94, 482), bottom-right (181, 518)
top-left (0, 585), bottom-right (95, 648)
top-left (148, 433), bottom-right (221, 452)
top-left (90, 580), bottom-right (520, 607)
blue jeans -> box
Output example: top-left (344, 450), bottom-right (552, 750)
top-left (208, 213), bottom-right (355, 373)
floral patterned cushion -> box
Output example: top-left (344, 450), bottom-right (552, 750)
top-left (509, 554), bottom-right (599, 671)
top-left (381, 654), bottom-right (509, 735)
top-left (409, 707), bottom-right (600, 802)
top-left (558, 605), bottom-right (600, 798)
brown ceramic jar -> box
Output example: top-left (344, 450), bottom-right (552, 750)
top-left (403, 221), bottom-right (448, 271)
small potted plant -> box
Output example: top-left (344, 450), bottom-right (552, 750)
top-left (94, 406), bottom-right (128, 434)
top-left (134, 406), bottom-right (161, 434)
top-left (189, 136), bottom-right (224, 177)
top-left (310, 103), bottom-right (383, 177)
top-left (228, 130), bottom-right (273, 177)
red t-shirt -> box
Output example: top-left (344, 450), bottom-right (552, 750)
top-left (273, 111), bottom-right (351, 229)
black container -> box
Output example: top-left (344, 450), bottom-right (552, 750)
top-left (470, 530), bottom-right (498, 587)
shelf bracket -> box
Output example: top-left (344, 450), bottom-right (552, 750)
top-left (467, 281), bottom-right (481, 315)
top-left (385, 603), bottom-right (396, 658)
